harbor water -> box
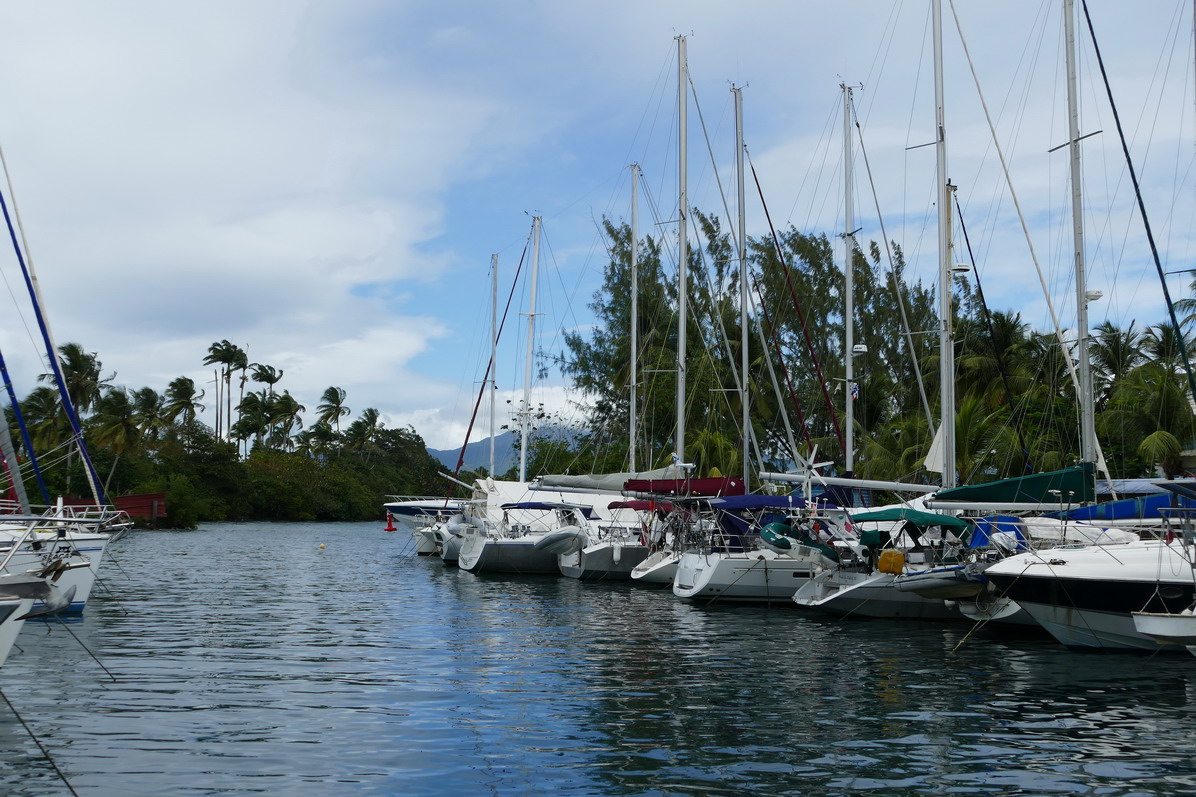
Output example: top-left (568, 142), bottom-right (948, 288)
top-left (0, 521), bottom-right (1193, 796)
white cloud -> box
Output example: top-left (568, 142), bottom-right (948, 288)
top-left (0, 0), bottom-right (1184, 462)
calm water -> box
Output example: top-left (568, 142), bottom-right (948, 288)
top-left (0, 522), bottom-right (1192, 796)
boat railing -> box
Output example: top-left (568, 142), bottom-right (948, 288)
top-left (0, 501), bottom-right (129, 526)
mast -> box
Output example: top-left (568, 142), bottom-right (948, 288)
top-left (1065, 0), bottom-right (1096, 466)
top-left (842, 83), bottom-right (856, 478)
top-left (676, 35), bottom-right (688, 468)
top-left (489, 253), bottom-right (498, 477)
top-left (734, 85), bottom-right (749, 489)
top-left (519, 217), bottom-right (541, 483)
top-left (933, 0), bottom-right (957, 488)
top-left (630, 164), bottom-right (639, 473)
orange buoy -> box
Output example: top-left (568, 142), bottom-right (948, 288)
top-left (384, 511), bottom-right (397, 532)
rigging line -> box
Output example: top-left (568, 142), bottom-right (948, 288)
top-left (0, 348), bottom-right (49, 504)
top-left (948, 0), bottom-right (1115, 486)
top-left (1081, 0), bottom-right (1196, 417)
top-left (448, 232), bottom-right (530, 490)
top-left (685, 79), bottom-right (765, 471)
top-left (1151, 2), bottom-right (1190, 244)
top-left (791, 95), bottom-right (842, 232)
top-left (686, 72), bottom-right (732, 207)
top-left (620, 46), bottom-right (680, 183)
top-left (746, 149), bottom-right (844, 452)
top-left (687, 73), bottom-right (741, 263)
top-left (0, 187), bottom-right (105, 506)
top-left (954, 195), bottom-right (1035, 474)
top-left (750, 271), bottom-right (811, 448)
top-left (0, 145), bottom-right (45, 364)
top-left (692, 236), bottom-right (765, 472)
top-left (536, 228), bottom-right (584, 368)
top-left (0, 687), bottom-right (78, 796)
top-left (856, 0), bottom-right (906, 127)
top-left (850, 93), bottom-right (936, 434)
top-left (751, 307), bottom-right (803, 468)
top-left (48, 612), bottom-right (119, 682)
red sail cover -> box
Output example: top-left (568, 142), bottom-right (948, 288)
top-left (608, 500), bottom-right (675, 513)
top-left (622, 477), bottom-right (745, 497)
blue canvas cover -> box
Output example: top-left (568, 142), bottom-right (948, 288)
top-left (968, 515), bottom-right (1028, 550)
top-left (708, 494), bottom-right (810, 511)
top-left (1050, 492), bottom-right (1196, 522)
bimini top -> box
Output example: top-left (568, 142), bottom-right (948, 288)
top-left (500, 502), bottom-right (596, 519)
top-left (850, 507), bottom-right (972, 531)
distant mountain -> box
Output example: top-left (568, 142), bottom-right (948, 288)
top-left (428, 430), bottom-right (517, 474)
top-left (427, 426), bottom-right (581, 476)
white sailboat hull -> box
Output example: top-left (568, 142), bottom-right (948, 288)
top-left (630, 550), bottom-right (678, 585)
top-left (673, 550), bottom-right (815, 602)
top-left (0, 530), bottom-right (110, 611)
top-left (456, 533), bottom-right (560, 575)
top-left (0, 597), bottom-right (31, 668)
top-left (558, 540), bottom-right (650, 580)
top-left (793, 569), bottom-right (962, 620)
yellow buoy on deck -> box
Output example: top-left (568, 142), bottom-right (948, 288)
top-left (877, 549), bottom-right (905, 575)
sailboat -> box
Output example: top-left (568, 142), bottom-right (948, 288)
top-left (976, 0), bottom-right (1196, 650)
top-left (673, 495), bottom-right (850, 603)
top-left (788, 45), bottom-right (972, 620)
top-left (0, 152), bottom-right (127, 613)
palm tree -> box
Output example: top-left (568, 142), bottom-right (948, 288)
top-left (250, 363), bottom-right (284, 396)
top-left (231, 347), bottom-right (249, 435)
top-left (1103, 361), bottom-right (1196, 477)
top-left (309, 420), bottom-right (339, 456)
top-left (130, 387), bottom-right (167, 441)
top-left (344, 408), bottom-right (383, 462)
top-left (316, 387), bottom-right (350, 434)
top-left (89, 387), bottom-right (142, 494)
top-left (203, 340), bottom-right (241, 439)
top-left (163, 377), bottom-right (206, 425)
top-left (39, 342), bottom-right (112, 417)
top-left (266, 391), bottom-right (305, 450)
top-left (232, 391), bottom-right (269, 452)
top-left (1143, 324), bottom-right (1191, 374)
top-left (21, 385), bottom-right (67, 455)
top-left (1089, 321), bottom-right (1144, 409)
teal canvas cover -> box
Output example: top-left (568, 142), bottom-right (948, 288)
top-left (850, 507), bottom-right (972, 531)
top-left (931, 462), bottom-right (1095, 505)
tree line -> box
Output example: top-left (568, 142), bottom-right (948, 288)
top-left (533, 211), bottom-right (1195, 486)
top-left (6, 340), bottom-right (445, 527)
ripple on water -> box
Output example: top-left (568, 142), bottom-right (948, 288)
top-left (0, 522), bottom-right (1192, 795)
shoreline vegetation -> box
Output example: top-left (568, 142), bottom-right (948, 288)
top-left (7, 341), bottom-right (449, 529)
top-left (11, 219), bottom-right (1194, 528)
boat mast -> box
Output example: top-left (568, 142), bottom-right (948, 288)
top-left (489, 253), bottom-right (498, 477)
top-left (842, 83), bottom-right (856, 478)
top-left (733, 85), bottom-right (749, 489)
top-left (1065, 0), bottom-right (1096, 467)
top-left (933, 0), bottom-right (957, 489)
top-left (519, 217), bottom-right (541, 483)
top-left (676, 35), bottom-right (688, 469)
top-left (630, 163), bottom-right (640, 473)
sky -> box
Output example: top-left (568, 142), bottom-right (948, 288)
top-left (0, 1), bottom-right (1190, 453)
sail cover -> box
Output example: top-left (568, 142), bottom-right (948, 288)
top-left (932, 462), bottom-right (1095, 505)
top-left (537, 465), bottom-right (682, 493)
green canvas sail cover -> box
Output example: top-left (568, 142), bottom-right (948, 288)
top-left (850, 507), bottom-right (973, 530)
top-left (932, 462), bottom-right (1095, 505)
